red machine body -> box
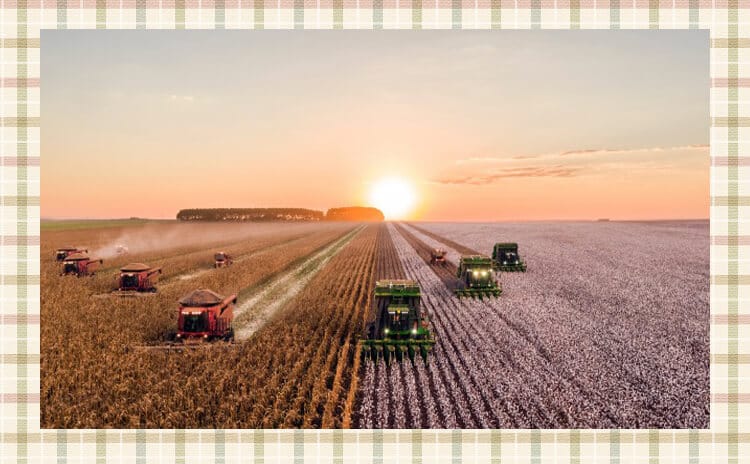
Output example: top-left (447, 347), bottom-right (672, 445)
top-left (430, 248), bottom-right (447, 266)
top-left (176, 289), bottom-right (236, 342)
top-left (118, 263), bottom-right (162, 292)
top-left (214, 252), bottom-right (233, 268)
top-left (55, 247), bottom-right (88, 261)
top-left (61, 253), bottom-right (102, 276)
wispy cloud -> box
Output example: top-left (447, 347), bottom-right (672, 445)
top-left (433, 166), bottom-right (581, 185)
top-left (458, 144), bottom-right (709, 164)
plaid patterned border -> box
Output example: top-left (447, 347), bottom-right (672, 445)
top-left (0, 2), bottom-right (744, 463)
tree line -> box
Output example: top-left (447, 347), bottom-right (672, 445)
top-left (176, 207), bottom-right (384, 222)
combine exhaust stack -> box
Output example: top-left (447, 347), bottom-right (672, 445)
top-left (454, 255), bottom-right (502, 298)
top-left (361, 280), bottom-right (435, 363)
top-left (492, 243), bottom-right (527, 272)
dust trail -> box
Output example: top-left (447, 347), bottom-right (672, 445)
top-left (233, 226), bottom-right (363, 340)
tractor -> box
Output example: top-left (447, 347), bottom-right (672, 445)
top-left (454, 255), bottom-right (502, 298)
top-left (61, 253), bottom-right (102, 277)
top-left (117, 263), bottom-right (162, 294)
top-left (55, 247), bottom-right (87, 261)
top-left (214, 252), bottom-right (233, 268)
top-left (491, 243), bottom-right (527, 272)
top-left (361, 279), bottom-right (435, 363)
top-left (430, 248), bottom-right (447, 266)
top-left (175, 289), bottom-right (236, 343)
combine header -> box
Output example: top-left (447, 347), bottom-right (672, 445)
top-left (492, 243), bottom-right (527, 272)
top-left (214, 252), bottom-right (233, 268)
top-left (430, 248), bottom-right (447, 266)
top-left (361, 280), bottom-right (435, 363)
top-left (117, 263), bottom-right (162, 294)
top-left (55, 247), bottom-right (88, 261)
top-left (454, 255), bottom-right (502, 298)
top-left (61, 253), bottom-right (102, 277)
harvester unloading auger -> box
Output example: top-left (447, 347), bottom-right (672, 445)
top-left (361, 280), bottom-right (435, 363)
top-left (454, 255), bottom-right (502, 298)
top-left (492, 243), bottom-right (527, 272)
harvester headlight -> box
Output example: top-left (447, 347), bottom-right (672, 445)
top-left (384, 328), bottom-right (389, 334)
top-left (481, 271), bottom-right (488, 276)
top-left (203, 334), bottom-right (208, 339)
top-left (411, 328), bottom-right (417, 335)
top-left (515, 260), bottom-right (519, 264)
top-left (503, 261), bottom-right (507, 265)
top-left (176, 333), bottom-right (181, 338)
top-left (473, 271), bottom-right (479, 277)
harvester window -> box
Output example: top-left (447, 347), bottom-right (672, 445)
top-left (183, 313), bottom-right (207, 333)
top-left (63, 263), bottom-right (77, 274)
top-left (56, 252), bottom-right (67, 260)
top-left (121, 274), bottom-right (139, 288)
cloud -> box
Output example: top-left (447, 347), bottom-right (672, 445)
top-left (458, 144), bottom-right (709, 164)
top-left (433, 165), bottom-right (581, 185)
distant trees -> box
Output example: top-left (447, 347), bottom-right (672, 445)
top-left (176, 208), bottom-right (325, 222)
top-left (176, 206), bottom-right (385, 222)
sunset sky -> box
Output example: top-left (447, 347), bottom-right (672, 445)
top-left (42, 31), bottom-right (709, 221)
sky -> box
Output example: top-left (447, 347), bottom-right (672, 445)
top-left (42, 30), bottom-right (709, 221)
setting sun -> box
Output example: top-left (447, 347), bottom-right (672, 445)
top-left (368, 177), bottom-right (417, 220)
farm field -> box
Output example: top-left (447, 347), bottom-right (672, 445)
top-left (354, 221), bottom-right (708, 428)
top-left (42, 220), bottom-right (708, 428)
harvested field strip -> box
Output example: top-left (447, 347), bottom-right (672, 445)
top-left (410, 223), bottom-right (479, 255)
top-left (231, 224), bottom-right (378, 428)
top-left (394, 223), bottom-right (461, 292)
top-left (233, 226), bottom-right (364, 340)
top-left (160, 230), bottom-right (321, 285)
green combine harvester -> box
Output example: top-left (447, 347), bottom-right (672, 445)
top-left (454, 255), bottom-right (502, 298)
top-left (361, 280), bottom-right (435, 363)
top-left (491, 242), bottom-right (527, 272)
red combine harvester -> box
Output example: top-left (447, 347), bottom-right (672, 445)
top-left (55, 247), bottom-right (88, 261)
top-left (214, 252), bottom-right (233, 268)
top-left (117, 263), bottom-right (162, 294)
top-left (176, 289), bottom-right (236, 343)
top-left (61, 253), bottom-right (102, 277)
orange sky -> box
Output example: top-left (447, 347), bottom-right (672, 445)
top-left (42, 31), bottom-right (709, 221)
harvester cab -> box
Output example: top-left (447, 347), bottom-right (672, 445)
top-left (55, 247), bottom-right (87, 261)
top-left (491, 243), bottom-right (527, 272)
top-left (454, 255), bottom-right (502, 298)
top-left (214, 252), bottom-right (233, 268)
top-left (176, 289), bottom-right (236, 343)
top-left (430, 248), bottom-right (447, 266)
top-left (60, 253), bottom-right (102, 277)
top-left (361, 280), bottom-right (435, 363)
top-left (118, 263), bottom-right (162, 294)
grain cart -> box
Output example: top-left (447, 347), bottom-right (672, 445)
top-left (361, 280), bottom-right (435, 363)
top-left (175, 289), bottom-right (236, 343)
top-left (491, 243), bottom-right (527, 272)
top-left (55, 247), bottom-right (88, 261)
top-left (430, 248), bottom-right (447, 266)
top-left (61, 253), bottom-right (102, 277)
top-left (454, 255), bottom-right (502, 298)
top-left (214, 252), bottom-right (233, 268)
top-left (117, 263), bottom-right (162, 294)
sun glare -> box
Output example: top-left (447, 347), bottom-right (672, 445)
top-left (368, 177), bottom-right (417, 220)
